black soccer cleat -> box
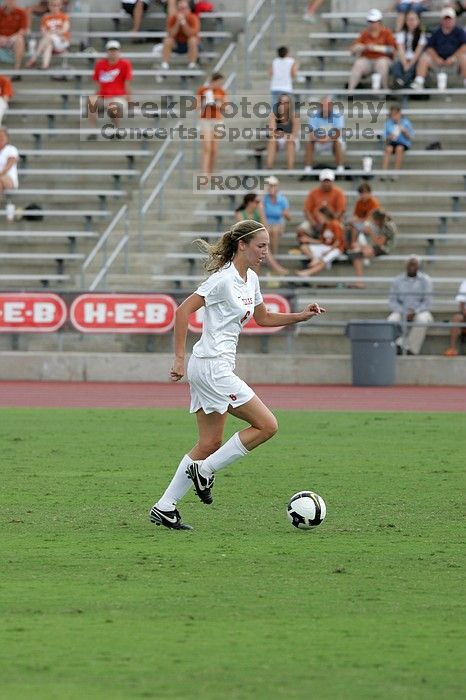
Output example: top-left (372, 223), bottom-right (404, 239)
top-left (186, 461), bottom-right (215, 504)
top-left (149, 505), bottom-right (192, 530)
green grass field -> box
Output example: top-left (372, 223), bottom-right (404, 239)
top-left (1, 408), bottom-right (465, 700)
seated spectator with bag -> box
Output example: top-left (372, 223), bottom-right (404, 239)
top-left (347, 208), bottom-right (397, 287)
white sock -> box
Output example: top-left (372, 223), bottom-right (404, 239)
top-left (155, 454), bottom-right (194, 511)
top-left (200, 432), bottom-right (249, 478)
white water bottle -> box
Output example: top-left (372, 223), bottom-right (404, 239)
top-left (6, 202), bottom-right (16, 222)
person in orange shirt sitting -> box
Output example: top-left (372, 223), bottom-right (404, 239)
top-left (161, 0), bottom-right (200, 70)
top-left (297, 206), bottom-right (345, 277)
top-left (0, 74), bottom-right (13, 124)
top-left (299, 168), bottom-right (347, 237)
top-left (348, 8), bottom-right (397, 90)
top-left (197, 72), bottom-right (227, 176)
top-left (0, 0), bottom-right (27, 76)
top-left (26, 0), bottom-right (70, 70)
top-left (346, 181), bottom-right (380, 246)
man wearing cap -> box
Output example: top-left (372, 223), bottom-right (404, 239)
top-left (299, 168), bottom-right (346, 237)
top-left (387, 255), bottom-right (433, 355)
top-left (87, 40), bottom-right (133, 138)
top-left (410, 7), bottom-right (466, 89)
top-left (304, 95), bottom-right (345, 176)
top-left (263, 176), bottom-right (291, 255)
top-left (348, 8), bottom-right (397, 90)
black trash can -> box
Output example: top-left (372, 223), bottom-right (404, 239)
top-left (345, 320), bottom-right (401, 387)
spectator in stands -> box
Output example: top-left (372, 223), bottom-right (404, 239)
top-left (0, 0), bottom-right (27, 78)
top-left (297, 206), bottom-right (345, 277)
top-left (161, 0), bottom-right (200, 71)
top-left (303, 0), bottom-right (326, 23)
top-left (26, 0), bottom-right (70, 70)
top-left (388, 255), bottom-right (433, 355)
top-left (381, 104), bottom-right (414, 179)
top-left (391, 10), bottom-right (427, 87)
top-left (0, 126), bottom-right (18, 191)
top-left (0, 72), bottom-right (12, 124)
top-left (24, 0), bottom-right (69, 33)
top-left (348, 208), bottom-right (397, 287)
top-left (348, 8), bottom-right (397, 91)
top-left (263, 175), bottom-right (291, 256)
top-left (411, 7), bottom-right (466, 89)
top-left (393, 0), bottom-right (429, 33)
top-left (269, 46), bottom-right (297, 108)
top-left (442, 278), bottom-right (466, 356)
top-left (197, 71), bottom-right (226, 176)
top-left (304, 95), bottom-right (345, 175)
top-left (266, 93), bottom-right (300, 170)
top-left (234, 193), bottom-right (288, 275)
top-left (345, 181), bottom-right (380, 247)
top-left (300, 168), bottom-right (346, 237)
top-left (87, 40), bottom-right (133, 139)
top-left (122, 0), bottom-right (151, 37)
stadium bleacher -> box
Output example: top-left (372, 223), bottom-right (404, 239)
top-left (0, 0), bottom-right (464, 363)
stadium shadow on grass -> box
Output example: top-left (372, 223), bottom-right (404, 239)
top-left (1, 408), bottom-right (464, 700)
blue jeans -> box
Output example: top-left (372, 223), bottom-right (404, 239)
top-left (396, 2), bottom-right (426, 13)
top-left (391, 60), bottom-right (417, 86)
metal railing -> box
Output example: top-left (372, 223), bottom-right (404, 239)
top-left (80, 204), bottom-right (129, 289)
top-left (245, 0), bottom-right (276, 88)
top-left (139, 149), bottom-right (184, 248)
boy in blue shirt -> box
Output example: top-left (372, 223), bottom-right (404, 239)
top-left (381, 104), bottom-right (414, 180)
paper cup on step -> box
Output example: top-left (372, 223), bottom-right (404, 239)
top-left (362, 156), bottom-right (373, 172)
top-left (437, 72), bottom-right (447, 90)
top-left (371, 73), bottom-right (382, 90)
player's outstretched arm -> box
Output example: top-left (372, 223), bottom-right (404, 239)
top-left (253, 302), bottom-right (325, 328)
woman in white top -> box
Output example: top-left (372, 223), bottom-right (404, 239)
top-left (150, 219), bottom-right (325, 530)
top-left (391, 11), bottom-right (427, 88)
top-left (0, 127), bottom-right (18, 191)
top-left (269, 46), bottom-right (298, 108)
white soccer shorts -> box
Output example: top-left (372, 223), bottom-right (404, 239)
top-left (187, 355), bottom-right (255, 415)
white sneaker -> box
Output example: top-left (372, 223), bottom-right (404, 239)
top-left (410, 79), bottom-right (423, 90)
top-left (155, 74), bottom-right (164, 84)
top-left (303, 13), bottom-right (316, 22)
top-left (336, 165), bottom-right (345, 174)
top-left (304, 165), bottom-right (313, 174)
top-left (188, 62), bottom-right (197, 69)
top-left (152, 43), bottom-right (163, 57)
top-left (161, 61), bottom-right (169, 70)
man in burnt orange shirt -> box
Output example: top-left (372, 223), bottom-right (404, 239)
top-left (0, 0), bottom-right (27, 75)
top-left (0, 74), bottom-right (12, 123)
top-left (161, 0), bottom-right (200, 70)
top-left (348, 8), bottom-right (397, 90)
top-left (298, 168), bottom-right (347, 236)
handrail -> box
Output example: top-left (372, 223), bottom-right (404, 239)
top-left (139, 150), bottom-right (184, 244)
top-left (89, 233), bottom-right (129, 291)
top-left (80, 204), bottom-right (128, 288)
top-left (247, 0), bottom-right (269, 24)
top-left (224, 71), bottom-right (237, 92)
top-left (248, 13), bottom-right (274, 54)
top-left (212, 41), bottom-right (237, 75)
top-left (139, 138), bottom-right (172, 188)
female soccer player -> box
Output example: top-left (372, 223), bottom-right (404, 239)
top-left (150, 219), bottom-right (325, 530)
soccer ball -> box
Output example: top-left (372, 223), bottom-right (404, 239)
top-left (286, 491), bottom-right (326, 530)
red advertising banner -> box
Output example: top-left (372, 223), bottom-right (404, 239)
top-left (0, 293), bottom-right (67, 332)
top-left (70, 294), bottom-right (177, 333)
top-left (188, 294), bottom-right (290, 334)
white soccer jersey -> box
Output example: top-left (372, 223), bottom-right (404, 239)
top-left (192, 263), bottom-right (263, 365)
